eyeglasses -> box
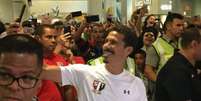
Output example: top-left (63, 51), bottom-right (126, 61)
top-left (0, 71), bottom-right (40, 89)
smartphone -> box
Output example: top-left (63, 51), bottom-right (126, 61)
top-left (64, 26), bottom-right (71, 33)
top-left (71, 11), bottom-right (82, 17)
top-left (85, 15), bottom-right (100, 23)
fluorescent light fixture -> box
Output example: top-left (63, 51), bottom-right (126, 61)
top-left (160, 4), bottom-right (172, 11)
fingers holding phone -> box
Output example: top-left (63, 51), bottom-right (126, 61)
top-left (57, 32), bottom-right (71, 45)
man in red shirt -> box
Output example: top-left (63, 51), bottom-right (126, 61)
top-left (53, 22), bottom-right (86, 100)
top-left (35, 24), bottom-right (70, 101)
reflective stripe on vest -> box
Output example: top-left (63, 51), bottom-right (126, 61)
top-left (126, 57), bottom-right (135, 75)
top-left (153, 37), bottom-right (175, 74)
top-left (88, 56), bottom-right (104, 65)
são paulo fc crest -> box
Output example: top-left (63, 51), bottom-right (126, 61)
top-left (92, 80), bottom-right (106, 94)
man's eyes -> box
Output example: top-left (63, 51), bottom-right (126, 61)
top-left (176, 24), bottom-right (184, 27)
top-left (105, 39), bottom-right (118, 44)
top-left (0, 73), bottom-right (12, 79)
top-left (46, 36), bottom-right (57, 39)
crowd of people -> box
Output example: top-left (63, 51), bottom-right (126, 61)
top-left (0, 6), bottom-right (201, 101)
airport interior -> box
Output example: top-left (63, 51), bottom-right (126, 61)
top-left (0, 0), bottom-right (201, 101)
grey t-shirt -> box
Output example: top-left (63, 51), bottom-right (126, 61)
top-left (145, 46), bottom-right (159, 68)
top-left (145, 35), bottom-right (179, 69)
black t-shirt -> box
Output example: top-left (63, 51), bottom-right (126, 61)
top-left (155, 52), bottom-right (201, 101)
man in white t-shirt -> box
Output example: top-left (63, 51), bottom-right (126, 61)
top-left (42, 24), bottom-right (148, 101)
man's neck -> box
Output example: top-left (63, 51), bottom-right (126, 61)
top-left (44, 50), bottom-right (54, 58)
top-left (179, 49), bottom-right (195, 66)
top-left (165, 31), bottom-right (178, 41)
top-left (105, 62), bottom-right (124, 75)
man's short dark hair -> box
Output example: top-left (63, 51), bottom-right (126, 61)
top-left (34, 24), bottom-right (54, 37)
top-left (180, 27), bottom-right (201, 49)
top-left (163, 12), bottom-right (184, 31)
top-left (0, 34), bottom-right (43, 67)
top-left (107, 24), bottom-right (138, 57)
top-left (134, 49), bottom-right (146, 58)
top-left (53, 21), bottom-right (64, 29)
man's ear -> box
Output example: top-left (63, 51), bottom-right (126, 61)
top-left (190, 40), bottom-right (199, 48)
top-left (166, 22), bottom-right (172, 31)
top-left (125, 46), bottom-right (133, 56)
top-left (35, 35), bottom-right (40, 41)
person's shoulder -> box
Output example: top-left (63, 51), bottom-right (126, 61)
top-left (157, 53), bottom-right (190, 79)
top-left (52, 53), bottom-right (68, 65)
top-left (67, 64), bottom-right (91, 68)
top-left (124, 70), bottom-right (144, 83)
top-left (134, 76), bottom-right (145, 84)
top-left (129, 75), bottom-right (146, 91)
top-left (37, 80), bottom-right (62, 101)
top-left (67, 64), bottom-right (104, 71)
top-left (162, 53), bottom-right (188, 70)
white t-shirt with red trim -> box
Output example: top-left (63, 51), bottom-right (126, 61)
top-left (60, 64), bottom-right (147, 101)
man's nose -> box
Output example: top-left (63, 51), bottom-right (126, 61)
top-left (51, 37), bottom-right (56, 41)
top-left (8, 80), bottom-right (21, 91)
top-left (180, 25), bottom-right (184, 30)
top-left (50, 37), bottom-right (57, 44)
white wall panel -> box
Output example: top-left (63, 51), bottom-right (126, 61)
top-left (0, 0), bottom-right (13, 23)
top-left (30, 0), bottom-right (87, 16)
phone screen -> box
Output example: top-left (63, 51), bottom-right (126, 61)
top-left (64, 26), bottom-right (71, 33)
top-left (71, 11), bottom-right (82, 17)
top-left (85, 15), bottom-right (100, 23)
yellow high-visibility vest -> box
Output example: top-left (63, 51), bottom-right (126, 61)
top-left (153, 37), bottom-right (176, 74)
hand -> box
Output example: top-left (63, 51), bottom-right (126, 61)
top-left (128, 20), bottom-right (136, 28)
top-left (139, 5), bottom-right (148, 17)
top-left (65, 14), bottom-right (73, 22)
top-left (57, 33), bottom-right (72, 46)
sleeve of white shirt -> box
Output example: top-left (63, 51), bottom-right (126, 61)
top-left (60, 64), bottom-right (90, 86)
top-left (136, 77), bottom-right (148, 101)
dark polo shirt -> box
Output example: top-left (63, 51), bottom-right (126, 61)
top-left (156, 52), bottom-right (201, 101)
